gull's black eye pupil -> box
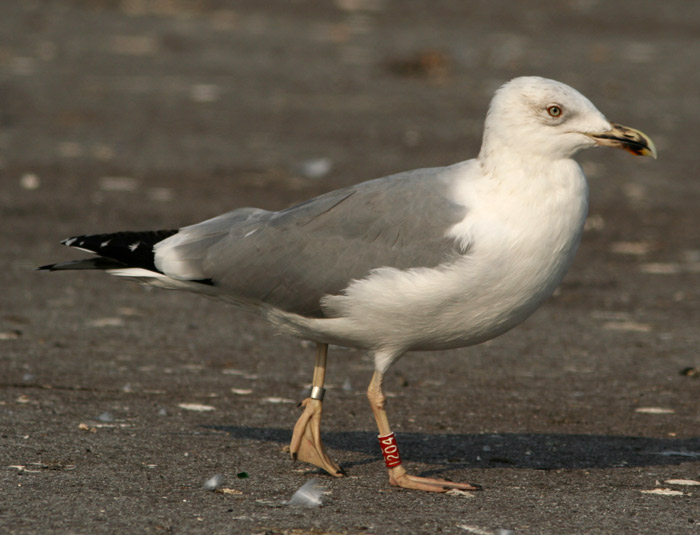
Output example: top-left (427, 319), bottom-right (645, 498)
top-left (547, 105), bottom-right (562, 117)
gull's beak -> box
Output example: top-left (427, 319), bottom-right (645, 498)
top-left (588, 123), bottom-right (657, 159)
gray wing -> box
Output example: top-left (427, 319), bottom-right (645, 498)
top-left (155, 164), bottom-right (469, 316)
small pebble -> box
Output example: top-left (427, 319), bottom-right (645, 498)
top-left (680, 367), bottom-right (700, 378)
top-left (216, 488), bottom-right (243, 495)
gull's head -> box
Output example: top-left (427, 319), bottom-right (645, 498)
top-left (480, 76), bottom-right (656, 162)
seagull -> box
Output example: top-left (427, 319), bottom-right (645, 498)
top-left (39, 77), bottom-right (656, 492)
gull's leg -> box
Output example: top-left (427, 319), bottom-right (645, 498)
top-left (367, 370), bottom-right (480, 492)
top-left (289, 342), bottom-right (345, 477)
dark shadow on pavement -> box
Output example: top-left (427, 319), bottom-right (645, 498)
top-left (208, 425), bottom-right (700, 472)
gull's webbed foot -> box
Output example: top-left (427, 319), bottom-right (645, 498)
top-left (388, 465), bottom-right (481, 493)
top-left (289, 397), bottom-right (345, 478)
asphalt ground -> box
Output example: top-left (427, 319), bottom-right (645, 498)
top-left (1, 1), bottom-right (700, 534)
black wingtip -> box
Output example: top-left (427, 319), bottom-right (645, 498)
top-left (52, 229), bottom-right (178, 272)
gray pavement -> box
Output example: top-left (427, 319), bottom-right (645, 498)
top-left (2, 1), bottom-right (699, 534)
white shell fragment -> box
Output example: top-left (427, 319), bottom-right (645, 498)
top-left (610, 241), bottom-right (653, 255)
top-left (87, 317), bottom-right (125, 328)
top-left (457, 525), bottom-right (513, 535)
top-left (640, 488), bottom-right (686, 496)
top-left (20, 173), bottom-right (41, 190)
top-left (602, 321), bottom-right (652, 333)
top-left (288, 478), bottom-right (326, 507)
top-left (458, 525), bottom-right (495, 535)
top-left (650, 451), bottom-right (700, 458)
top-left (446, 489), bottom-right (477, 497)
top-left (0, 330), bottom-right (22, 340)
top-left (98, 176), bottom-right (139, 192)
top-left (191, 84), bottom-right (220, 103)
top-left (147, 187), bottom-right (174, 202)
top-left (298, 157), bottom-right (333, 179)
top-left (635, 407), bottom-right (675, 414)
top-left (639, 262), bottom-right (682, 275)
top-left (203, 474), bottom-right (223, 491)
top-left (665, 479), bottom-right (700, 486)
top-left (178, 403), bottom-right (216, 412)
top-left (261, 397), bottom-right (295, 404)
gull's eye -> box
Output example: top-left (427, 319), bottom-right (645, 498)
top-left (547, 105), bottom-right (563, 118)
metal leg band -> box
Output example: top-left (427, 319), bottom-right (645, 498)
top-left (310, 386), bottom-right (326, 401)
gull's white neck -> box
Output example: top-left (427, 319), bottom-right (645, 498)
top-left (452, 151), bottom-right (589, 248)
top-left (445, 151), bottom-right (589, 342)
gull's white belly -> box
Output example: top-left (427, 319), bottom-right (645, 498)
top-left (324, 234), bottom-right (581, 352)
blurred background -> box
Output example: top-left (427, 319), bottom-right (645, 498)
top-left (2, 1), bottom-right (696, 219)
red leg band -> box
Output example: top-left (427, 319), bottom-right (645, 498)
top-left (378, 432), bottom-right (402, 468)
